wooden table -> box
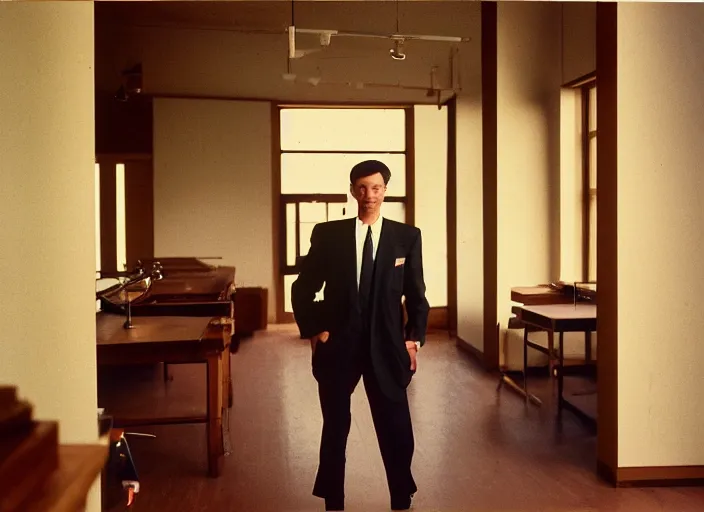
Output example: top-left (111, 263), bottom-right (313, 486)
top-left (514, 304), bottom-right (597, 424)
top-left (96, 313), bottom-right (231, 477)
top-left (511, 286), bottom-right (575, 305)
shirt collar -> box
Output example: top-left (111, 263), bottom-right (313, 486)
top-left (357, 215), bottom-right (383, 234)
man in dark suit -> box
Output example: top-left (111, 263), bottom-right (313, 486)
top-left (291, 160), bottom-right (429, 511)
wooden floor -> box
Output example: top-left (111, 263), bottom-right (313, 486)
top-left (99, 325), bottom-right (704, 512)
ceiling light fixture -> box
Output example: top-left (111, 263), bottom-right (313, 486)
top-left (390, 39), bottom-right (406, 60)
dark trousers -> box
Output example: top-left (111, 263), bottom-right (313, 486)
top-left (312, 344), bottom-right (416, 509)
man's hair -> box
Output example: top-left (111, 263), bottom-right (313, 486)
top-left (350, 160), bottom-right (391, 186)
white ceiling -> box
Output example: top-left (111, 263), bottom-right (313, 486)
top-left (97, 1), bottom-right (478, 37)
top-left (95, 1), bottom-right (481, 103)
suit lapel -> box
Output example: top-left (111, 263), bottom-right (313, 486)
top-left (372, 219), bottom-right (395, 305)
top-left (339, 218), bottom-right (357, 298)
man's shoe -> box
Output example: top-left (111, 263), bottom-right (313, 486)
top-left (390, 492), bottom-right (414, 510)
top-left (325, 497), bottom-right (344, 511)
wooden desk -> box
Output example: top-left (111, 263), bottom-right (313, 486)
top-left (96, 313), bottom-right (230, 477)
top-left (511, 286), bottom-right (574, 305)
top-left (515, 304), bottom-right (597, 425)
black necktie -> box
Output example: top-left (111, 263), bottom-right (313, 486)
top-left (359, 225), bottom-right (374, 314)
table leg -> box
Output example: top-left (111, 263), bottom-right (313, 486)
top-left (557, 331), bottom-right (564, 413)
top-left (585, 330), bottom-right (592, 362)
top-left (206, 353), bottom-right (224, 477)
top-left (523, 327), bottom-right (529, 403)
top-left (222, 348), bottom-right (233, 409)
top-left (548, 331), bottom-right (555, 378)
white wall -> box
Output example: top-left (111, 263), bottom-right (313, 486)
top-left (456, 97), bottom-right (484, 351)
top-left (497, 2), bottom-right (562, 368)
top-left (562, 2), bottom-right (596, 84)
top-left (615, 3), bottom-right (704, 468)
top-left (153, 99), bottom-right (275, 321)
top-left (0, 2), bottom-right (99, 509)
top-left (0, 0), bottom-right (97, 444)
top-left (414, 105), bottom-right (448, 309)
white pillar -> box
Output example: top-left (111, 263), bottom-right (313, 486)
top-left (0, 0), bottom-right (97, 474)
top-left (615, 2), bottom-right (704, 468)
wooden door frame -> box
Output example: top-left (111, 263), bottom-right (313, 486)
top-left (272, 104), bottom-right (415, 323)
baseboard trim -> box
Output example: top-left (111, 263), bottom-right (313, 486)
top-left (456, 336), bottom-right (485, 368)
top-left (617, 466), bottom-right (704, 487)
top-left (599, 460), bottom-right (704, 487)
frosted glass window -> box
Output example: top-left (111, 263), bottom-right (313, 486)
top-left (587, 85), bottom-right (596, 282)
top-left (95, 163), bottom-right (101, 274)
top-left (286, 203), bottom-right (296, 266)
top-left (299, 202), bottom-right (327, 223)
top-left (328, 200), bottom-right (355, 221)
top-left (285, 274), bottom-right (325, 313)
top-left (115, 163), bottom-right (127, 271)
top-left (298, 202), bottom-right (328, 256)
top-left (589, 196), bottom-right (597, 282)
top-left (589, 140), bottom-right (597, 189)
top-left (380, 202), bottom-right (406, 224)
top-left (95, 163), bottom-right (102, 312)
top-left (281, 153), bottom-right (406, 196)
top-left (280, 108), bottom-right (405, 151)
top-left (284, 274), bottom-right (296, 313)
top-left (299, 223), bottom-right (315, 257)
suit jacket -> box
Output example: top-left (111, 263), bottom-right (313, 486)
top-left (291, 217), bottom-right (430, 401)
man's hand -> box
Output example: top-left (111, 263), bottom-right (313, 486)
top-left (405, 341), bottom-right (419, 371)
top-left (310, 331), bottom-right (330, 356)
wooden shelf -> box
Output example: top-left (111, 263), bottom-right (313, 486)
top-left (21, 444), bottom-right (108, 512)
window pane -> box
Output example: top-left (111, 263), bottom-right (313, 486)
top-left (284, 274), bottom-right (324, 313)
top-left (299, 222), bottom-right (318, 257)
top-left (284, 274), bottom-right (296, 313)
top-left (299, 202), bottom-right (327, 223)
top-left (589, 87), bottom-right (597, 131)
top-left (381, 202), bottom-right (406, 224)
top-left (588, 195), bottom-right (597, 282)
top-left (281, 153), bottom-right (406, 195)
top-left (115, 163), bottom-right (127, 271)
top-left (328, 201), bottom-right (354, 221)
top-left (286, 203), bottom-right (296, 266)
top-left (589, 138), bottom-right (597, 189)
top-left (95, 163), bottom-right (101, 275)
top-left (281, 108), bottom-right (405, 151)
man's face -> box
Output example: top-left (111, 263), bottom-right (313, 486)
top-left (351, 172), bottom-right (387, 214)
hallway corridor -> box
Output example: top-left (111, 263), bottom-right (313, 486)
top-left (100, 326), bottom-right (704, 511)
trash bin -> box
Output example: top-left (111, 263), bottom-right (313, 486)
top-left (233, 287), bottom-right (268, 338)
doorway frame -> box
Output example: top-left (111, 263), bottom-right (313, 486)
top-left (271, 104), bottom-right (415, 323)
